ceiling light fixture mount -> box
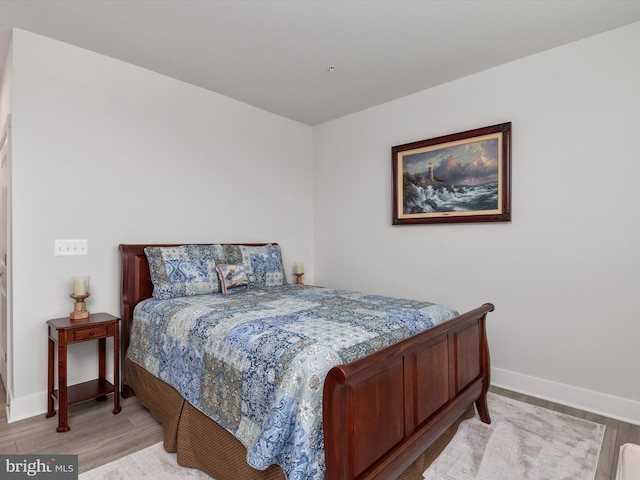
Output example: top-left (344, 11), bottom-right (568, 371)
top-left (327, 65), bottom-right (336, 72)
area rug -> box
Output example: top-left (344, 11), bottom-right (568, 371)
top-left (79, 442), bottom-right (211, 479)
top-left (423, 393), bottom-right (605, 480)
top-left (80, 393), bottom-right (605, 480)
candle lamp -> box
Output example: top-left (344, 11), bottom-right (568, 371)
top-left (293, 263), bottom-right (304, 285)
top-left (70, 276), bottom-right (90, 321)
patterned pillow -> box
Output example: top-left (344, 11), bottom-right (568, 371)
top-left (145, 245), bottom-right (225, 299)
top-left (215, 264), bottom-right (249, 295)
top-left (239, 244), bottom-right (286, 288)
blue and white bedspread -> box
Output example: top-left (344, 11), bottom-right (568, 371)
top-left (127, 285), bottom-right (458, 480)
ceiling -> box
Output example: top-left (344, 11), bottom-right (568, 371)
top-left (1, 0), bottom-right (639, 126)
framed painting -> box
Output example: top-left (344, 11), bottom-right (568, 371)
top-left (392, 122), bottom-right (511, 225)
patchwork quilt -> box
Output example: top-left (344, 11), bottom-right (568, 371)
top-left (127, 285), bottom-right (458, 480)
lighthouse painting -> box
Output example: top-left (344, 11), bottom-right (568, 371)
top-left (392, 122), bottom-right (511, 225)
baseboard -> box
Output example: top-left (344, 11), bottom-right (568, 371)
top-left (492, 367), bottom-right (640, 426)
top-left (7, 374), bottom-right (116, 423)
top-left (8, 368), bottom-right (640, 426)
top-left (6, 389), bottom-right (47, 423)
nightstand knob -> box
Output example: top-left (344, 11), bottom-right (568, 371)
top-left (90, 331), bottom-right (95, 336)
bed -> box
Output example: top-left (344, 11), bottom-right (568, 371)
top-left (120, 243), bottom-right (493, 480)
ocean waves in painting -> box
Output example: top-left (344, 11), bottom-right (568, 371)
top-left (404, 180), bottom-right (498, 214)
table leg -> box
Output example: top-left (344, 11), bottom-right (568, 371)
top-left (96, 337), bottom-right (107, 401)
top-left (113, 322), bottom-right (121, 414)
top-left (56, 330), bottom-right (70, 432)
top-left (98, 337), bottom-right (106, 379)
top-left (45, 334), bottom-right (56, 418)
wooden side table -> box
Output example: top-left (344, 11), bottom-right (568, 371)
top-left (46, 312), bottom-right (122, 432)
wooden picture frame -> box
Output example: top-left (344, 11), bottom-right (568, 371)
top-left (392, 122), bottom-right (511, 225)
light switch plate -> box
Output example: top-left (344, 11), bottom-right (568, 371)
top-left (54, 239), bottom-right (88, 256)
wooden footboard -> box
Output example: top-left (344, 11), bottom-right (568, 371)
top-left (323, 303), bottom-right (493, 480)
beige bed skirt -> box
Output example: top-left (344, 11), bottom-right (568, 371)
top-left (125, 358), bottom-right (473, 480)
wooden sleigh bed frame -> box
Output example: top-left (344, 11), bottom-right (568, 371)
top-left (120, 243), bottom-right (494, 480)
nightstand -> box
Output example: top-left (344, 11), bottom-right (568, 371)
top-left (46, 312), bottom-right (121, 432)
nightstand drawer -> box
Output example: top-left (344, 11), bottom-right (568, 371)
top-left (74, 325), bottom-right (108, 341)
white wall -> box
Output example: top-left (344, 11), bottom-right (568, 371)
top-left (7, 29), bottom-right (314, 421)
top-left (314, 22), bottom-right (640, 423)
top-left (4, 22), bottom-right (640, 425)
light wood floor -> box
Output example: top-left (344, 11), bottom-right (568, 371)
top-left (1, 378), bottom-right (638, 479)
top-left (0, 377), bottom-right (164, 473)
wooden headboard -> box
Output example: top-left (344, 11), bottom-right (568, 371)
top-left (119, 242), bottom-right (277, 397)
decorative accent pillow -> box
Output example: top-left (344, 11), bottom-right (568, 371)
top-left (236, 244), bottom-right (286, 288)
top-left (215, 264), bottom-right (249, 295)
top-left (145, 244), bottom-right (225, 299)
